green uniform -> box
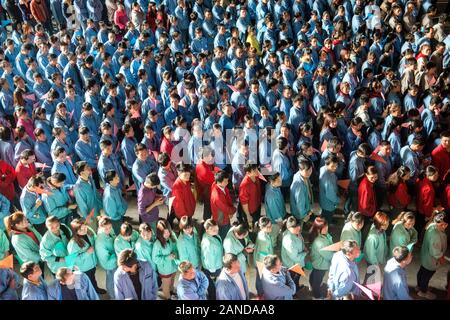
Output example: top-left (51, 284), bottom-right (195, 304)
top-left (281, 230), bottom-right (307, 268)
top-left (310, 233), bottom-right (334, 270)
top-left (67, 232), bottom-right (97, 272)
top-left (201, 233), bottom-right (223, 273)
top-left (0, 230), bottom-right (9, 260)
top-left (420, 223), bottom-right (447, 271)
top-left (340, 222), bottom-right (362, 247)
top-left (11, 227), bottom-right (42, 264)
top-left (223, 227), bottom-right (251, 274)
top-left (113, 230), bottom-right (139, 257)
top-left (177, 229), bottom-right (201, 268)
top-left (135, 236), bottom-right (156, 271)
top-left (152, 236), bottom-right (178, 275)
top-left (39, 224), bottom-right (71, 273)
top-left (95, 230), bottom-right (117, 271)
top-left (389, 222), bottom-right (418, 256)
top-left (254, 230), bottom-right (274, 265)
top-left (363, 224), bottom-right (388, 266)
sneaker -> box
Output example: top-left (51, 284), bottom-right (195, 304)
top-left (417, 291), bottom-right (436, 300)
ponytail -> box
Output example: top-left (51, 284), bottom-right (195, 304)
top-left (345, 211), bottom-right (364, 224)
top-left (4, 211), bottom-right (26, 236)
top-left (392, 211), bottom-right (415, 225)
top-left (282, 216), bottom-right (299, 232)
top-left (418, 165), bottom-right (438, 180)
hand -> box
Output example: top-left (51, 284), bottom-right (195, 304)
top-left (169, 253), bottom-right (176, 260)
top-left (68, 204), bottom-right (77, 210)
top-left (60, 258), bottom-right (65, 263)
top-left (9, 278), bottom-right (16, 289)
top-left (99, 209), bottom-right (105, 216)
top-left (155, 197), bottom-right (165, 205)
top-left (35, 199), bottom-right (42, 207)
top-left (87, 247), bottom-right (94, 254)
top-left (438, 256), bottom-right (446, 265)
top-left (326, 289), bottom-right (332, 300)
top-left (245, 247), bottom-right (254, 253)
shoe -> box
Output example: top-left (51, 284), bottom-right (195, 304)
top-left (96, 288), bottom-right (107, 294)
top-left (417, 291), bottom-right (436, 300)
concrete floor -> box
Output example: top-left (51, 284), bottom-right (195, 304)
top-left (42, 194), bottom-right (447, 301)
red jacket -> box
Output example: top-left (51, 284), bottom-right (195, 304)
top-left (15, 161), bottom-right (37, 189)
top-left (239, 175), bottom-right (261, 214)
top-left (195, 160), bottom-right (217, 201)
top-left (431, 144), bottom-right (450, 181)
top-left (0, 160), bottom-right (16, 201)
top-left (416, 177), bottom-right (435, 218)
top-left (358, 176), bottom-right (377, 217)
top-left (160, 137), bottom-right (174, 157)
top-left (441, 185), bottom-right (450, 213)
top-left (210, 182), bottom-right (236, 226)
top-left (171, 178), bottom-right (196, 219)
top-left (387, 181), bottom-right (411, 209)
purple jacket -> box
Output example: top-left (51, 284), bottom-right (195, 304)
top-left (137, 185), bottom-right (159, 224)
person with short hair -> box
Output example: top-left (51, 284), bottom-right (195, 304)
top-left (137, 173), bottom-right (164, 230)
top-left (383, 246), bottom-right (413, 300)
top-left (216, 253), bottom-right (249, 300)
top-left (171, 163), bottom-right (196, 223)
top-left (210, 170), bottom-right (236, 240)
top-left (261, 254), bottom-right (296, 300)
top-left (48, 267), bottom-right (99, 300)
top-left (19, 175), bottom-right (48, 234)
top-left (176, 261), bottom-right (209, 300)
top-left (103, 170), bottom-right (128, 234)
top-left (327, 240), bottom-right (361, 300)
top-left (20, 261), bottom-right (49, 300)
top-left (114, 249), bottom-right (158, 300)
top-left (238, 163), bottom-right (262, 228)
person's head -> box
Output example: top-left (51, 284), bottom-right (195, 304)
top-left (393, 211), bottom-right (416, 230)
top-left (285, 216), bottom-right (301, 235)
top-left (346, 211), bottom-right (364, 231)
top-left (20, 261), bottom-right (42, 282)
top-left (310, 217), bottom-right (329, 241)
top-left (97, 216), bottom-right (113, 235)
top-left (26, 175), bottom-right (44, 193)
top-left (179, 216), bottom-right (194, 236)
top-left (100, 139), bottom-right (113, 156)
top-left (267, 172), bottom-right (282, 188)
top-left (105, 170), bottom-right (120, 187)
top-left (176, 163), bottom-right (191, 182)
top-left (341, 240), bottom-right (360, 261)
top-left (325, 155), bottom-right (339, 173)
top-left (422, 165), bottom-right (439, 182)
top-left (223, 253), bottom-right (240, 274)
top-left (156, 219), bottom-right (174, 246)
top-left (410, 137), bottom-right (425, 153)
top-left (298, 158), bottom-right (313, 178)
top-left (117, 249), bottom-right (139, 274)
top-left (440, 131), bottom-right (450, 152)
top-left (143, 172), bottom-right (160, 189)
top-left (214, 170), bottom-right (229, 188)
top-left (138, 223), bottom-right (153, 241)
top-left (432, 213), bottom-right (449, 232)
top-left (365, 166), bottom-right (378, 184)
top-left (70, 218), bottom-right (88, 237)
top-left (203, 219), bottom-right (219, 237)
top-left (179, 261), bottom-right (196, 280)
top-left (53, 146), bottom-right (67, 163)
top-left (55, 268), bottom-right (76, 285)
top-left (233, 223), bottom-right (249, 240)
top-left (5, 211), bottom-right (29, 234)
top-left (20, 149), bottom-right (36, 165)
top-left (373, 211), bottom-right (390, 231)
top-left (243, 163), bottom-right (259, 178)
top-left (356, 143), bottom-right (372, 158)
top-left (263, 254), bottom-right (282, 274)
top-left (378, 140), bottom-right (391, 157)
top-left (119, 222), bottom-right (134, 240)
top-left (45, 216), bottom-right (62, 235)
top-left (392, 246), bottom-right (413, 268)
top-left (257, 217), bottom-right (272, 234)
top-left (74, 161), bottom-right (92, 180)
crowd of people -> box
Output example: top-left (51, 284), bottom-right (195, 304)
top-left (0, 0), bottom-right (449, 301)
